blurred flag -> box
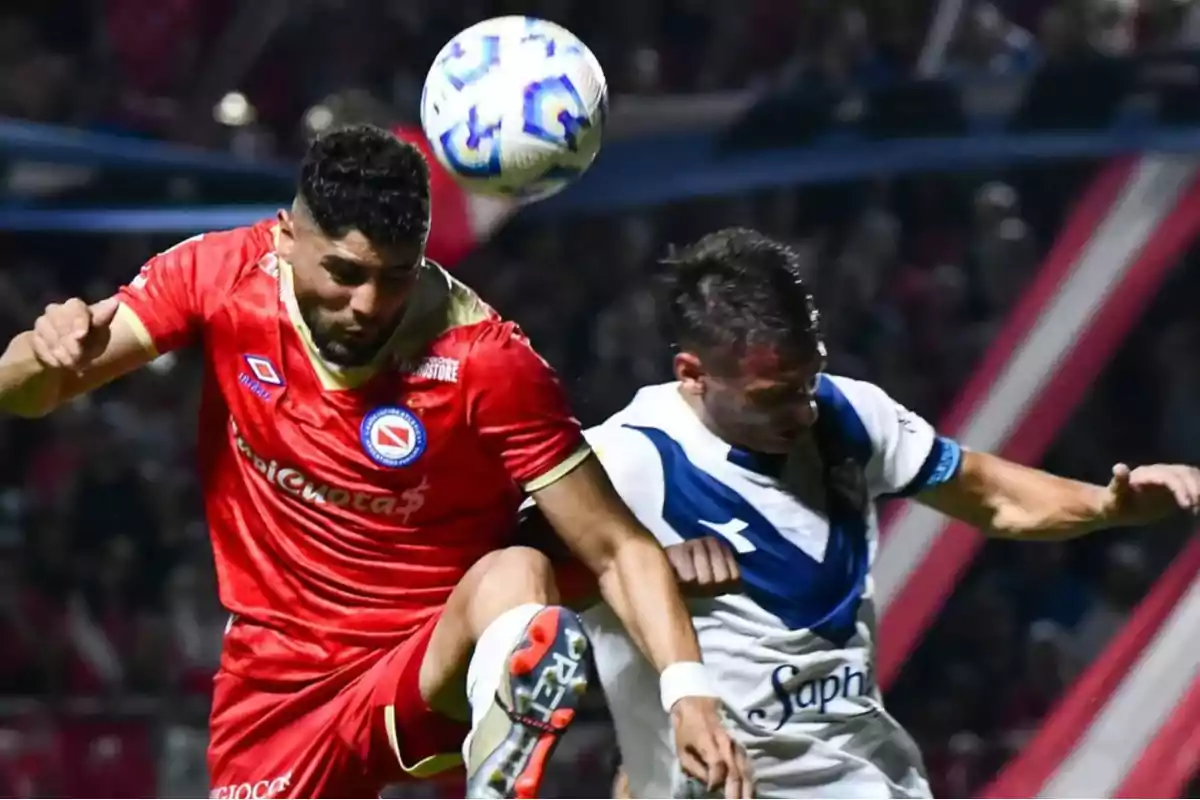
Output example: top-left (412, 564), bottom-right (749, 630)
top-left (984, 538), bottom-right (1200, 798)
top-left (875, 155), bottom-right (1200, 688)
top-left (392, 126), bottom-right (517, 269)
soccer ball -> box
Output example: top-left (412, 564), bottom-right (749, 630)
top-left (420, 16), bottom-right (607, 203)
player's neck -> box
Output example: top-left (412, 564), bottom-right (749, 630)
top-left (675, 385), bottom-right (786, 469)
top-left (674, 384), bottom-right (815, 479)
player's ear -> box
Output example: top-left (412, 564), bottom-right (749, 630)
top-left (674, 352), bottom-right (705, 396)
top-left (276, 208), bottom-right (296, 258)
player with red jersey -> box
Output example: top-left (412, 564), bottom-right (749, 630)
top-left (0, 126), bottom-right (752, 799)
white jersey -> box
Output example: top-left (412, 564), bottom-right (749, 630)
top-left (582, 376), bottom-right (962, 798)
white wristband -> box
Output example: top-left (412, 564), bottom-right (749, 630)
top-left (660, 661), bottom-right (718, 712)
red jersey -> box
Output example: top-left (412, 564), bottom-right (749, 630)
top-left (116, 220), bottom-right (588, 683)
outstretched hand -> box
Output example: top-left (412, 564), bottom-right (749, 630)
top-left (1102, 463), bottom-right (1200, 525)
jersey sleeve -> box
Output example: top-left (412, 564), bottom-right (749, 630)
top-left (825, 375), bottom-right (963, 498)
top-left (464, 323), bottom-right (590, 492)
top-left (584, 424), bottom-right (680, 547)
top-left (116, 232), bottom-right (231, 354)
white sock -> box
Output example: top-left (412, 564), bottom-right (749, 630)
top-left (463, 602), bottom-right (546, 763)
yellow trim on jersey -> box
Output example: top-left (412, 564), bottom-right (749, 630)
top-left (277, 258), bottom-right (491, 391)
top-left (523, 444), bottom-right (594, 493)
top-left (441, 271), bottom-right (493, 330)
top-left (383, 704), bottom-right (463, 777)
top-left (115, 303), bottom-right (158, 357)
top-left (278, 258), bottom-right (399, 390)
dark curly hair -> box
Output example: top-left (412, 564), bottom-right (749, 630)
top-left (661, 227), bottom-right (823, 367)
top-left (297, 124), bottom-right (430, 246)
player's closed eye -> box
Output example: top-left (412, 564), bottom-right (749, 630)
top-left (324, 262), bottom-right (415, 290)
top-left (379, 267), bottom-right (418, 289)
top-left (326, 261), bottom-right (367, 287)
top-left (747, 378), bottom-right (819, 409)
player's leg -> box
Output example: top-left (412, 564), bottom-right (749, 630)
top-left (207, 668), bottom-right (382, 799)
top-left (419, 545), bottom-right (591, 799)
top-left (583, 603), bottom-right (680, 797)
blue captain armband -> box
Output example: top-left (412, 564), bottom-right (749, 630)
top-left (895, 436), bottom-right (963, 497)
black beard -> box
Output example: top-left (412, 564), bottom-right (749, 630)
top-left (301, 309), bottom-right (389, 367)
top-left (314, 337), bottom-right (378, 367)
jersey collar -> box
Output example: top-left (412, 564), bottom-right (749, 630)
top-left (649, 383), bottom-right (791, 480)
top-left (276, 255), bottom-right (452, 391)
top-left (649, 383), bottom-right (738, 464)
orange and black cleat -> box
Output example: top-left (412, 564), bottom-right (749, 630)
top-left (465, 606), bottom-right (592, 799)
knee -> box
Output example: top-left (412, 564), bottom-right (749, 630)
top-left (462, 546), bottom-right (559, 629)
top-left (475, 545), bottom-right (557, 596)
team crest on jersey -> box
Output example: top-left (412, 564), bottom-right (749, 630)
top-left (361, 406), bottom-right (426, 468)
top-left (243, 355), bottom-right (283, 386)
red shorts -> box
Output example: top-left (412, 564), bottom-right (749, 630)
top-left (207, 614), bottom-right (468, 799)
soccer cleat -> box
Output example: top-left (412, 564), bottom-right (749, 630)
top-left (465, 606), bottom-right (592, 799)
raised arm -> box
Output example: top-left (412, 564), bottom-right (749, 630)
top-left (0, 298), bottom-right (156, 417)
top-left (824, 374), bottom-right (1200, 537)
top-left (0, 229), bottom-right (238, 419)
top-left (917, 450), bottom-right (1200, 539)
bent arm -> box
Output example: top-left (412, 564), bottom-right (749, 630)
top-left (531, 455), bottom-right (703, 671)
top-left (917, 449), bottom-right (1110, 540)
top-left (517, 507), bottom-right (739, 608)
top-left (0, 304), bottom-right (156, 418)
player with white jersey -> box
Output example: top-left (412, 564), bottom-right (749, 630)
top-left (570, 227), bottom-right (1200, 798)
top-left (585, 376), bottom-right (945, 798)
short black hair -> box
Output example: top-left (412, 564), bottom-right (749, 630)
top-left (297, 124), bottom-right (430, 246)
top-left (661, 227), bottom-right (823, 367)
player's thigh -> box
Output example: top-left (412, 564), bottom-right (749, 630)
top-left (419, 545), bottom-right (559, 706)
top-left (353, 612), bottom-right (471, 786)
top-left (207, 619), bottom-right (468, 799)
top-left (207, 671), bottom-right (375, 799)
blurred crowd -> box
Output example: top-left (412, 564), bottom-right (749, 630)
top-left (468, 166), bottom-right (1200, 797)
top-left (1, 0), bottom-right (1200, 796)
top-left (3, 0), bottom-right (1199, 153)
top-left (1, 162), bottom-right (1198, 797)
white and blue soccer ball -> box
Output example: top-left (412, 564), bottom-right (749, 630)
top-left (420, 16), bottom-right (607, 203)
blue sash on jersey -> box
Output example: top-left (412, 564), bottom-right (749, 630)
top-left (627, 377), bottom-right (871, 647)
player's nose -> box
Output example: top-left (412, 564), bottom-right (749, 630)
top-left (348, 281), bottom-right (384, 322)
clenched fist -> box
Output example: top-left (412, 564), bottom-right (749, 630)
top-left (666, 537), bottom-right (742, 598)
top-left (31, 297), bottom-right (120, 373)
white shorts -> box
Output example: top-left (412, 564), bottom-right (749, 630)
top-left (584, 607), bottom-right (932, 799)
